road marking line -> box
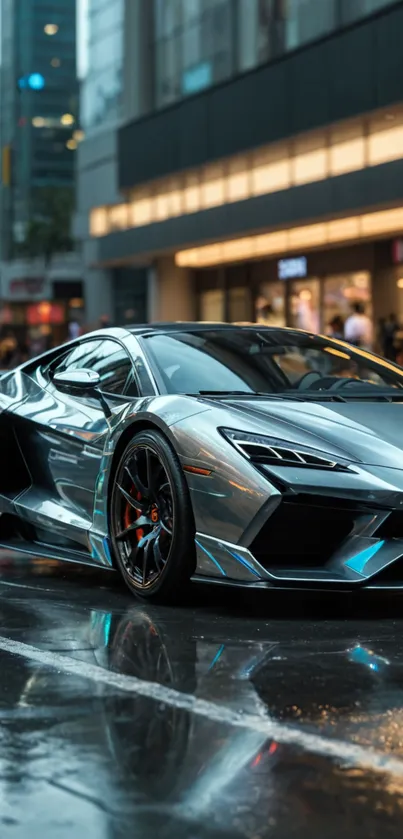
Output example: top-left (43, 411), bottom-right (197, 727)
top-left (0, 633), bottom-right (401, 777)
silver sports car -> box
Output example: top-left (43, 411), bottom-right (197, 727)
top-left (1, 321), bottom-right (403, 601)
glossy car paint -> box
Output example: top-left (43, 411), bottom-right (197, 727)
top-left (1, 324), bottom-right (403, 591)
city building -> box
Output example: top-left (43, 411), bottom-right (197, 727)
top-left (0, 0), bottom-right (83, 345)
top-left (79, 0), bottom-right (403, 337)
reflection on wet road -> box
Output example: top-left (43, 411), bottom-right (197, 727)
top-left (1, 557), bottom-right (403, 836)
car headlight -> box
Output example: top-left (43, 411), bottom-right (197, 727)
top-left (220, 428), bottom-right (354, 472)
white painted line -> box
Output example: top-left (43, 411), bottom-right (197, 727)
top-left (0, 633), bottom-right (401, 777)
top-left (0, 580), bottom-right (56, 593)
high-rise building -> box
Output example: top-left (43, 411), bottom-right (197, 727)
top-left (75, 0), bottom-right (150, 328)
top-left (0, 0), bottom-right (83, 344)
top-left (79, 0), bottom-right (403, 334)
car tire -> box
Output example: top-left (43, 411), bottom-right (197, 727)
top-left (110, 429), bottom-right (196, 603)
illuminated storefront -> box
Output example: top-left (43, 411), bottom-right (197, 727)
top-left (194, 243), bottom-right (377, 335)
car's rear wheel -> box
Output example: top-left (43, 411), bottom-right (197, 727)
top-left (110, 430), bottom-right (196, 602)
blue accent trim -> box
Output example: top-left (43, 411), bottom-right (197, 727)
top-left (195, 540), bottom-right (227, 576)
top-left (102, 613), bottom-right (112, 647)
top-left (345, 540), bottom-right (385, 575)
top-left (228, 550), bottom-right (262, 578)
top-left (103, 536), bottom-right (112, 565)
top-left (208, 644), bottom-right (225, 671)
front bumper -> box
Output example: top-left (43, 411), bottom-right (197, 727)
top-left (194, 465), bottom-right (403, 590)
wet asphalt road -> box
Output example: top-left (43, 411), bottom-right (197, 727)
top-left (1, 558), bottom-right (403, 837)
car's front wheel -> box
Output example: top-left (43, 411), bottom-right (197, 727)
top-left (110, 429), bottom-right (196, 602)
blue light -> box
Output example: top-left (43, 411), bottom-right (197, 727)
top-left (195, 539), bottom-right (226, 576)
top-left (345, 540), bottom-right (385, 575)
top-left (208, 644), bottom-right (225, 671)
top-left (228, 549), bottom-right (262, 578)
top-left (28, 73), bottom-right (45, 90)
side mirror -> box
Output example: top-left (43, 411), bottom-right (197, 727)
top-left (53, 368), bottom-right (112, 419)
top-left (53, 368), bottom-right (101, 394)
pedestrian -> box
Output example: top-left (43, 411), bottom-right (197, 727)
top-left (328, 315), bottom-right (344, 340)
top-left (344, 302), bottom-right (373, 350)
top-left (382, 313), bottom-right (399, 361)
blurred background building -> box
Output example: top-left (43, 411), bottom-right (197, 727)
top-left (0, 0), bottom-right (83, 347)
top-left (77, 0), bottom-right (403, 335)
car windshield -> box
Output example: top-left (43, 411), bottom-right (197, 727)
top-left (142, 328), bottom-right (403, 398)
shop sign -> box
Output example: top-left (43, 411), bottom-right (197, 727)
top-left (27, 301), bottom-right (64, 326)
top-left (392, 239), bottom-right (403, 264)
top-left (278, 257), bottom-right (307, 280)
top-left (8, 278), bottom-right (45, 299)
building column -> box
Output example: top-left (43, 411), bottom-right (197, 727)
top-left (123, 0), bottom-right (154, 121)
top-left (149, 256), bottom-right (195, 322)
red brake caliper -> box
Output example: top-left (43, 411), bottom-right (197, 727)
top-left (124, 490), bottom-right (144, 543)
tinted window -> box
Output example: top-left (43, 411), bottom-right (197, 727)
top-left (54, 339), bottom-right (133, 395)
top-left (54, 341), bottom-right (102, 375)
top-left (143, 329), bottom-right (403, 397)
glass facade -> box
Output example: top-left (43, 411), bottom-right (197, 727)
top-left (81, 0), bottom-right (124, 132)
top-left (196, 260), bottom-right (374, 339)
top-left (155, 0), bottom-right (398, 108)
top-left (0, 0), bottom-right (78, 259)
top-left (154, 0), bottom-right (235, 108)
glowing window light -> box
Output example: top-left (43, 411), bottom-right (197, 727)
top-left (130, 197), bottom-right (154, 227)
top-left (288, 223), bottom-right (327, 250)
top-left (201, 169), bottom-right (226, 209)
top-left (227, 157), bottom-right (250, 203)
top-left (360, 206), bottom-right (403, 235)
top-left (90, 207), bottom-right (109, 237)
top-left (330, 138), bottom-right (365, 175)
top-left (368, 125), bottom-right (403, 166)
top-left (155, 193), bottom-right (171, 221)
top-left (175, 206), bottom-right (403, 268)
top-left (109, 204), bottom-right (129, 230)
top-left (293, 149), bottom-right (328, 185)
top-left (326, 217), bottom-right (361, 243)
top-left (252, 159), bottom-right (291, 195)
top-left (183, 173), bottom-right (201, 213)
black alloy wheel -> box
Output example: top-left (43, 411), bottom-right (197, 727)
top-left (110, 430), bottom-right (196, 602)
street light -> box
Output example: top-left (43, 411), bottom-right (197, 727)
top-left (44, 24), bottom-right (58, 35)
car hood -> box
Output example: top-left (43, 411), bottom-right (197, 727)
top-left (219, 397), bottom-right (403, 468)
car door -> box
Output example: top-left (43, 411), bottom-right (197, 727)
top-left (13, 338), bottom-right (137, 547)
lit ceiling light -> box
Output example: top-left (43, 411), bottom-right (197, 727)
top-left (73, 129), bottom-right (85, 142)
top-left (397, 278), bottom-right (403, 289)
top-left (60, 113), bottom-right (74, 126)
top-left (66, 139), bottom-right (77, 150)
top-left (44, 24), bottom-right (58, 35)
top-left (32, 116), bottom-right (45, 127)
top-left (51, 57), bottom-right (61, 67)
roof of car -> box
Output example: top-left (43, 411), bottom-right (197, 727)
top-left (127, 321), bottom-right (275, 335)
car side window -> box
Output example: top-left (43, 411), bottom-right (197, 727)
top-left (89, 341), bottom-right (133, 395)
top-left (53, 341), bottom-right (103, 376)
top-left (53, 339), bottom-right (136, 396)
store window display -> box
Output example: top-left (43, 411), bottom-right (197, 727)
top-left (289, 279), bottom-right (320, 333)
top-left (323, 272), bottom-right (372, 334)
top-left (254, 281), bottom-right (285, 326)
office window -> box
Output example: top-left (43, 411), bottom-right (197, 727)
top-left (81, 0), bottom-right (124, 131)
top-left (154, 0), bottom-right (234, 108)
top-left (340, 0), bottom-right (396, 24)
top-left (284, 0), bottom-right (336, 51)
